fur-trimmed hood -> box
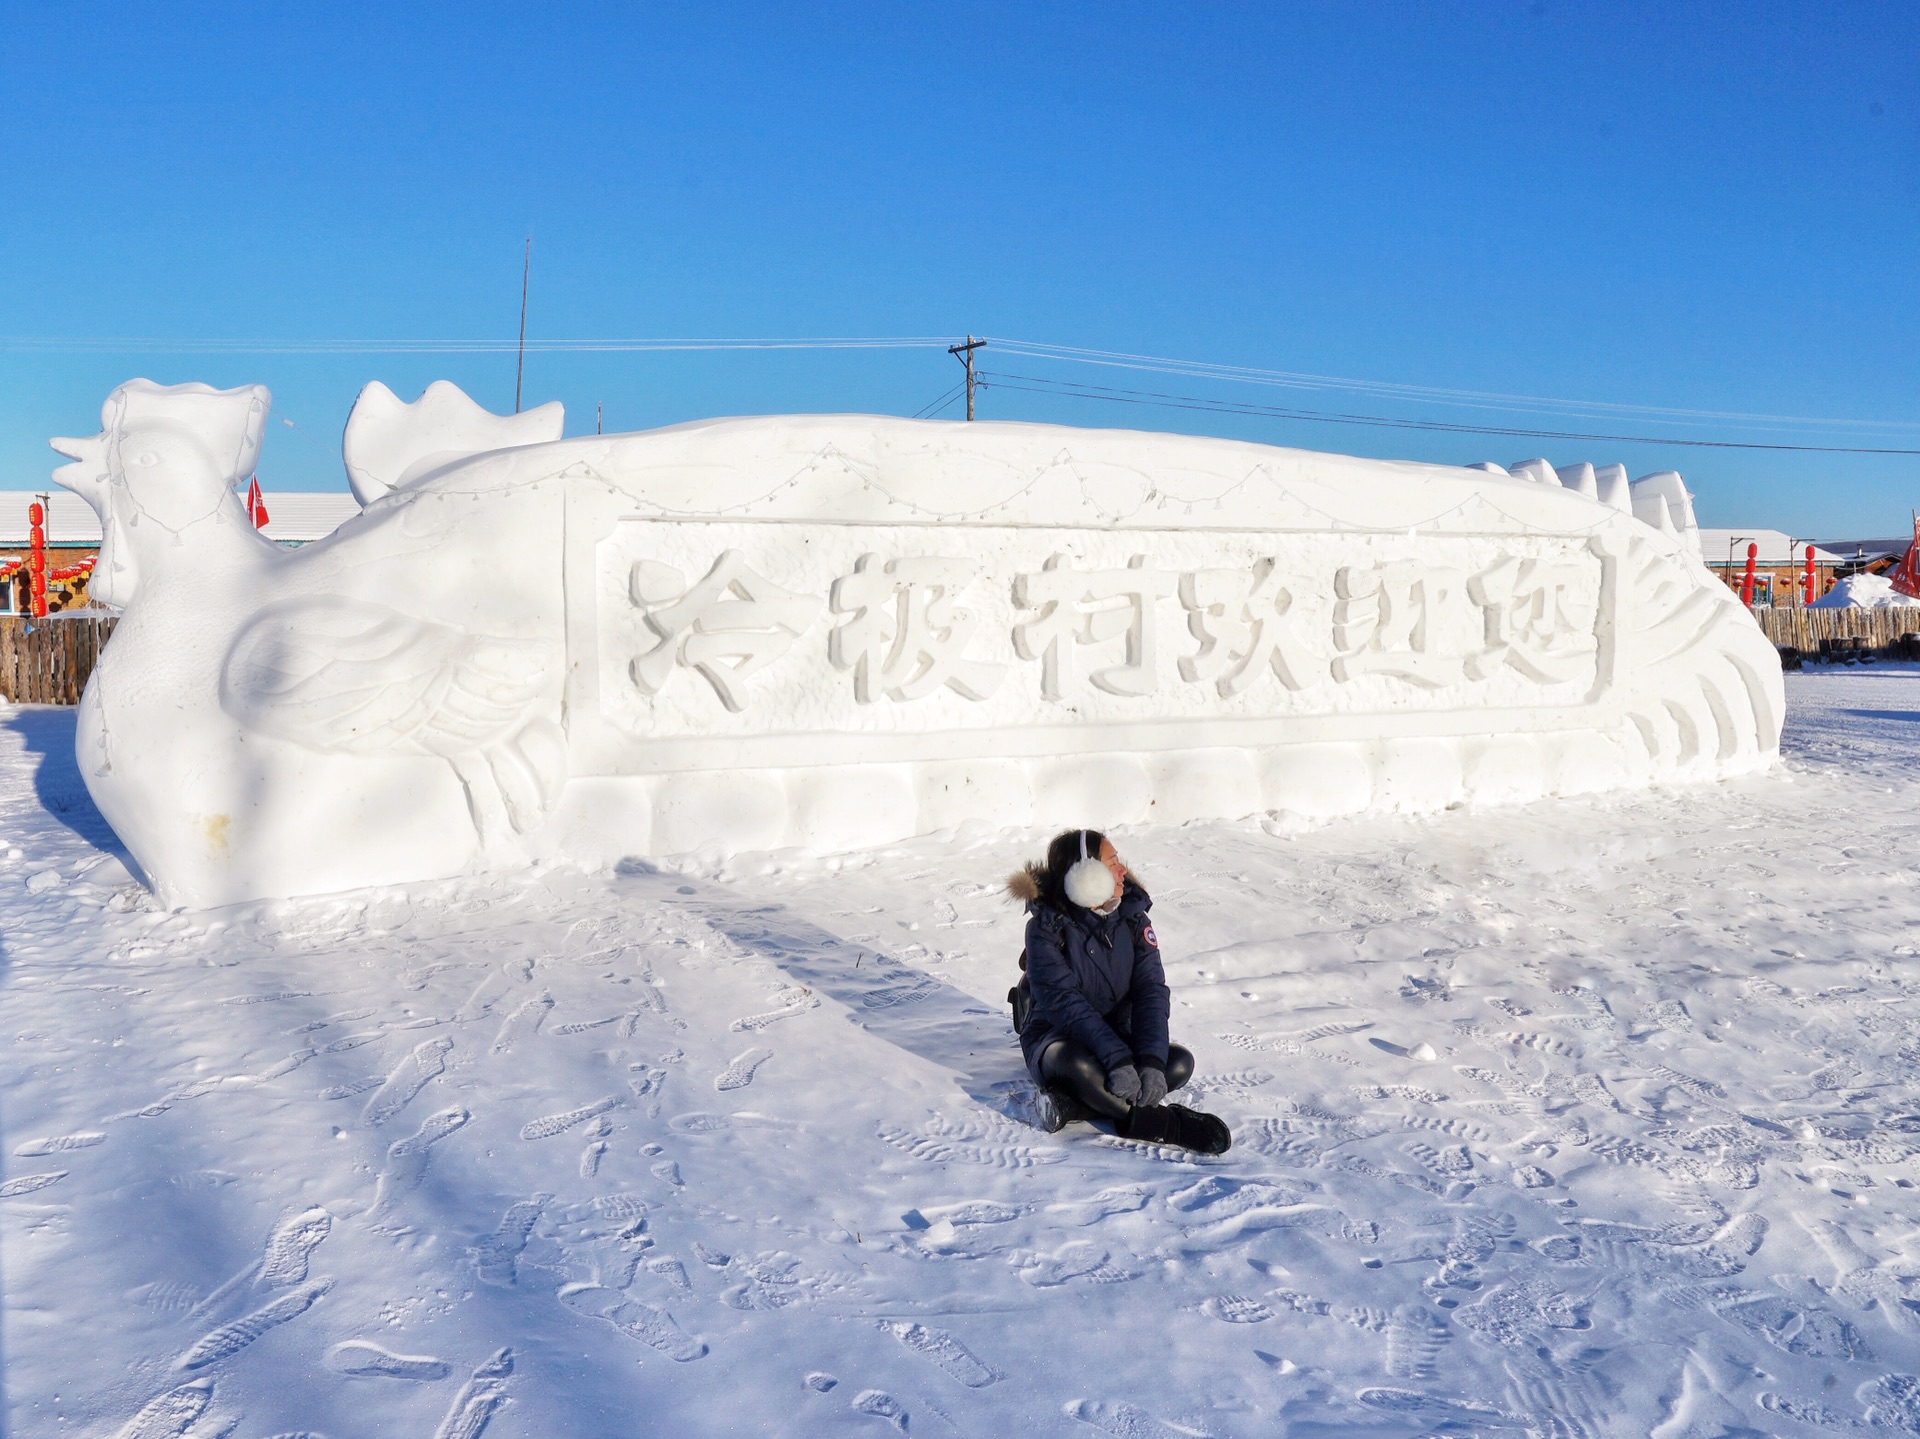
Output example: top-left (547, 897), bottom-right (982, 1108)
top-left (1006, 863), bottom-right (1045, 904)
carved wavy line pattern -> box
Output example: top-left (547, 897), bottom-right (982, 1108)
top-left (1616, 533), bottom-right (1782, 780)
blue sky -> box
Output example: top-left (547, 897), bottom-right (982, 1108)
top-left (3, 2), bottom-right (1916, 535)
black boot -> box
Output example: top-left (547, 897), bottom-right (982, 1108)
top-left (1035, 1086), bottom-right (1093, 1133)
top-left (1120, 1102), bottom-right (1231, 1154)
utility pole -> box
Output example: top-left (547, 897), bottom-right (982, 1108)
top-left (948, 335), bottom-right (985, 420)
top-left (514, 236), bottom-right (531, 414)
top-left (596, 401), bottom-right (603, 435)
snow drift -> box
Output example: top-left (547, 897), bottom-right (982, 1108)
top-left (1809, 572), bottom-right (1920, 610)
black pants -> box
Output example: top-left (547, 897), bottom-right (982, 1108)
top-left (1037, 1038), bottom-right (1194, 1123)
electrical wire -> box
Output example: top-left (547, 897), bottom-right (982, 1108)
top-left (984, 338), bottom-right (1920, 436)
top-left (909, 381), bottom-right (966, 420)
top-left (7, 329), bottom-right (1915, 445)
top-left (0, 335), bottom-right (954, 355)
top-left (977, 371), bottom-right (1920, 457)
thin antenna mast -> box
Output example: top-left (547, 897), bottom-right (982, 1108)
top-left (514, 236), bottom-right (531, 413)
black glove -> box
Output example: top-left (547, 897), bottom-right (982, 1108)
top-left (1138, 1067), bottom-right (1167, 1107)
top-left (1106, 1064), bottom-right (1141, 1104)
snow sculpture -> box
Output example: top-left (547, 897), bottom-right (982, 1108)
top-left (52, 378), bottom-right (1781, 906)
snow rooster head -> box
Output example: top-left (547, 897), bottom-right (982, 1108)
top-left (50, 379), bottom-right (271, 608)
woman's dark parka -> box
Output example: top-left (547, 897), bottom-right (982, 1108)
top-left (1010, 869), bottom-right (1171, 1083)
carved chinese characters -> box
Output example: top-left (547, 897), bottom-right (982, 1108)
top-left (1013, 555), bottom-right (1178, 699)
top-left (607, 533), bottom-right (1606, 722)
top-left (829, 555), bottom-right (1006, 702)
top-left (1468, 556), bottom-right (1598, 683)
top-left (1180, 560), bottom-right (1320, 697)
top-left (1332, 562), bottom-right (1479, 688)
top-left (629, 550), bottom-right (820, 712)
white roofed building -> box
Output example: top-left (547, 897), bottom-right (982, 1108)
top-left (1, 489), bottom-right (360, 613)
top-left (1697, 529), bottom-right (1847, 606)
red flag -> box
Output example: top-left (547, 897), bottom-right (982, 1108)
top-left (245, 476), bottom-right (270, 530)
top-left (1892, 511), bottom-right (1920, 599)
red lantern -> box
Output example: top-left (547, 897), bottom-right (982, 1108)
top-left (27, 497), bottom-right (47, 617)
top-left (1740, 542), bottom-right (1758, 607)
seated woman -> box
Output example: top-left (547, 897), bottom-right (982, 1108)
top-left (1008, 829), bottom-right (1231, 1154)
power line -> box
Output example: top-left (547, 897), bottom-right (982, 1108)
top-left (910, 381), bottom-right (967, 420)
top-left (977, 371), bottom-right (1920, 457)
top-left (0, 335), bottom-right (956, 355)
top-left (984, 338), bottom-right (1920, 436)
top-left (5, 328), bottom-right (1915, 445)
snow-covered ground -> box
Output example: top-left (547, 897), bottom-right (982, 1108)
top-left (7, 672), bottom-right (1920, 1438)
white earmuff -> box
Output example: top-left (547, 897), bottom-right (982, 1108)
top-left (1063, 828), bottom-right (1117, 910)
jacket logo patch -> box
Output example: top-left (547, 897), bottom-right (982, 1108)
top-left (1141, 922), bottom-right (1157, 948)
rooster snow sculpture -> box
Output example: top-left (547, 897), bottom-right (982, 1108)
top-left (55, 377), bottom-right (1780, 907)
top-left (53, 380), bottom-right (568, 904)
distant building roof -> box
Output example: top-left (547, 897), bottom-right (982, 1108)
top-left (0, 490), bottom-right (360, 546)
top-left (1697, 529), bottom-right (1845, 566)
top-left (1806, 536), bottom-right (1913, 564)
top-left (0, 491), bottom-right (101, 546)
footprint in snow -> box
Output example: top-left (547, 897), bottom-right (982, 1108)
top-left (884, 1321), bottom-right (1000, 1387)
top-left (558, 1282), bottom-right (706, 1361)
top-left (1046, 1185), bottom-right (1152, 1226)
top-left (318, 1076), bottom-right (383, 1101)
top-left (13, 1131), bottom-right (105, 1156)
top-left (453, 958), bottom-right (532, 1023)
top-left (176, 1280), bottom-right (331, 1371)
top-left (1065, 1398), bottom-right (1208, 1437)
top-left (0, 1171), bottom-right (68, 1197)
top-left (1012, 1241), bottom-right (1134, 1287)
top-left (1202, 1295), bottom-right (1274, 1324)
top-left (326, 1340), bottom-right (453, 1380)
top-left (490, 990), bottom-right (553, 1054)
top-left (876, 1114), bottom-right (1064, 1169)
top-left (520, 1096), bottom-right (620, 1140)
top-left (1403, 1141), bottom-right (1474, 1176)
top-left (108, 1378), bottom-right (214, 1439)
top-left (474, 1194), bottom-right (552, 1287)
top-left (730, 990), bottom-right (820, 1032)
top-left (362, 1037), bottom-right (453, 1127)
top-left (851, 1389), bottom-right (908, 1432)
top-left (369, 1106), bottom-right (471, 1217)
top-left (647, 1257), bottom-right (692, 1291)
top-left (714, 1047), bottom-right (774, 1092)
top-left (253, 1206), bottom-right (334, 1289)
top-left (431, 1347), bottom-right (514, 1439)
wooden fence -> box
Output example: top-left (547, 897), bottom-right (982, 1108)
top-left (0, 615), bottom-right (118, 705)
top-left (1753, 606), bottom-right (1920, 653)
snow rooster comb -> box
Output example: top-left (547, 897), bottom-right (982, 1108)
top-left (102, 379), bottom-right (271, 486)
